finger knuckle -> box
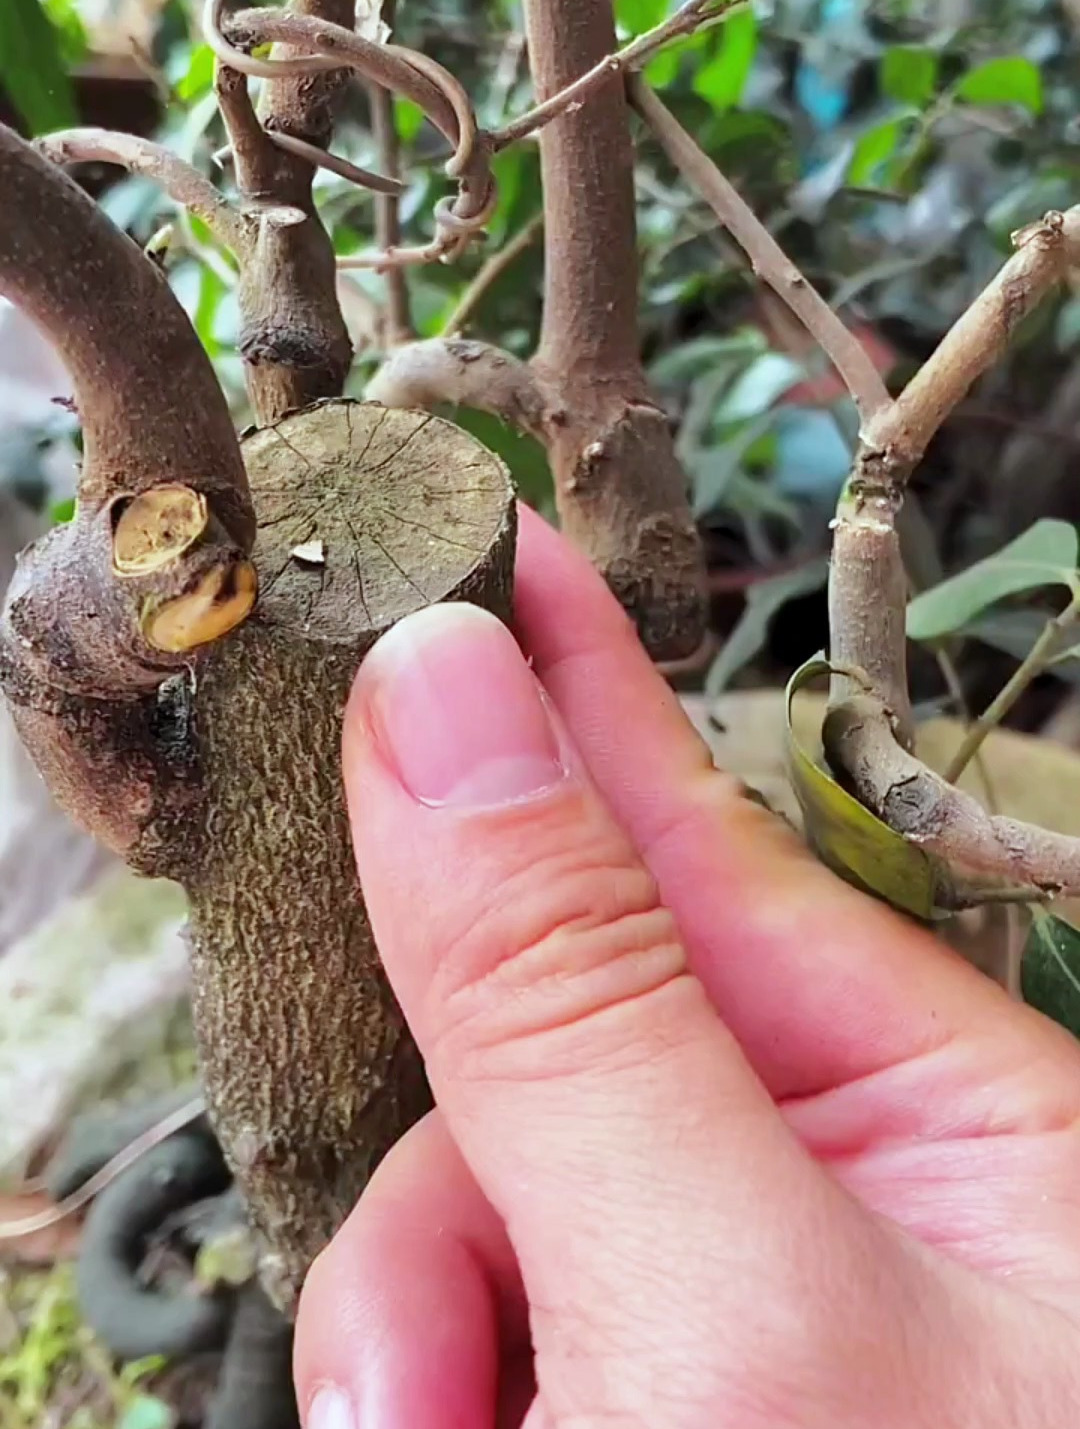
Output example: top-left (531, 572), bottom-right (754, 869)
top-left (424, 801), bottom-right (690, 1081)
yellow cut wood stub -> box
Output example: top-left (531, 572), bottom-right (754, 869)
top-left (112, 484), bottom-right (210, 576)
top-left (141, 559), bottom-right (258, 653)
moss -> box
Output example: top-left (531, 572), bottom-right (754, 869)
top-left (0, 1262), bottom-right (169, 1429)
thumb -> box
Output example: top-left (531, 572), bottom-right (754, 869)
top-left (343, 603), bottom-right (854, 1380)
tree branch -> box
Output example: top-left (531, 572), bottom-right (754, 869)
top-left (0, 125), bottom-right (251, 538)
top-left (824, 695), bottom-right (1080, 898)
top-left (628, 79), bottom-right (891, 427)
top-left (211, 0), bottom-right (357, 423)
top-left (443, 212), bottom-right (543, 337)
top-left (366, 336), bottom-right (552, 435)
top-left (368, 0), bottom-right (411, 346)
top-left (520, 0), bottom-right (706, 660)
top-left (37, 129), bottom-right (249, 255)
top-left (858, 207), bottom-right (1080, 487)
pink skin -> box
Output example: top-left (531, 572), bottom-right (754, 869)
top-left (294, 505), bottom-right (1080, 1428)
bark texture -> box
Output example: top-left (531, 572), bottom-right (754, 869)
top-left (0, 124), bottom-right (516, 1308)
top-left (217, 0), bottom-right (356, 421)
top-left (522, 0), bottom-right (706, 661)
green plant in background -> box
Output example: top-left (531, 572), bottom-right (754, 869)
top-left (0, 1264), bottom-right (167, 1429)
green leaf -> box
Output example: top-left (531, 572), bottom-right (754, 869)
top-left (955, 56), bottom-right (1043, 114)
top-left (0, 0), bottom-right (78, 134)
top-left (614, 0), bottom-right (667, 34)
top-left (393, 96), bottom-right (424, 143)
top-left (692, 8), bottom-right (757, 112)
top-left (880, 46), bottom-right (938, 108)
top-left (707, 560), bottom-right (828, 694)
top-left (50, 497), bottom-right (75, 524)
top-left (906, 519), bottom-right (1079, 642)
top-left (848, 119), bottom-right (902, 185)
top-left (176, 43), bottom-right (215, 102)
top-left (118, 1395), bottom-right (173, 1429)
top-left (785, 656), bottom-right (943, 920)
top-left (1022, 910), bottom-right (1080, 1040)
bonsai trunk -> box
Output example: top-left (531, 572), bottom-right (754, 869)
top-left (0, 126), bottom-right (515, 1309)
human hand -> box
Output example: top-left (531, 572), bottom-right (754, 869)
top-left (294, 505), bottom-right (1080, 1429)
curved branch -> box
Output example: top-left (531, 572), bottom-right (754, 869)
top-left (0, 124), bottom-right (251, 538)
top-left (628, 78), bottom-right (891, 427)
top-left (212, 6), bottom-right (459, 138)
top-left (824, 695), bottom-right (1080, 898)
top-left (215, 8), bottom-right (494, 269)
top-left (366, 336), bottom-right (552, 436)
top-left (36, 129), bottom-right (250, 255)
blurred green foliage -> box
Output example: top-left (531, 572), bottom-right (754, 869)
top-left (4, 0), bottom-right (1080, 690)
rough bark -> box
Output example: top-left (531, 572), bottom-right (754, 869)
top-left (521, 0), bottom-right (705, 661)
top-left (0, 124), bottom-right (516, 1309)
top-left (216, 0), bottom-right (356, 421)
top-left (186, 402), bottom-right (515, 1299)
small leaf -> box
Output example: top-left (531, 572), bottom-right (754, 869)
top-left (906, 519), bottom-right (1079, 642)
top-left (176, 43), bottom-right (214, 102)
top-left (1022, 910), bottom-right (1080, 1040)
top-left (0, 0), bottom-right (78, 134)
top-left (692, 8), bottom-right (757, 112)
top-left (880, 46), bottom-right (938, 107)
top-left (118, 1395), bottom-right (173, 1429)
top-left (614, 0), bottom-right (667, 33)
top-left (955, 56), bottom-right (1043, 114)
top-left (848, 119), bottom-right (901, 186)
top-left (49, 497), bottom-right (75, 524)
top-left (785, 656), bottom-right (942, 919)
top-left (707, 560), bottom-right (828, 694)
top-left (393, 97), bottom-right (424, 144)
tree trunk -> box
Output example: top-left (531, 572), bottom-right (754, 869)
top-left (523, 0), bottom-right (706, 661)
top-left (0, 127), bottom-right (515, 1310)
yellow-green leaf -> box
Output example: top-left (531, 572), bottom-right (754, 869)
top-left (1022, 909), bottom-right (1080, 1040)
top-left (785, 656), bottom-right (941, 919)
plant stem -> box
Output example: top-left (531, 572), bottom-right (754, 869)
top-left (945, 593), bottom-right (1080, 783)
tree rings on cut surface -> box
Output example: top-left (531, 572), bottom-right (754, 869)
top-left (242, 399), bottom-right (516, 642)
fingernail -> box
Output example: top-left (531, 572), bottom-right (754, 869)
top-left (307, 1385), bottom-right (355, 1429)
top-left (357, 603), bottom-right (567, 808)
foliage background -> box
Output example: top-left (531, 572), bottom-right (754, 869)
top-left (6, 2), bottom-right (1080, 1423)
top-left (6, 0), bottom-right (1080, 715)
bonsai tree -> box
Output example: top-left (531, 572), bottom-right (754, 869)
top-left (6, 0), bottom-right (1080, 1337)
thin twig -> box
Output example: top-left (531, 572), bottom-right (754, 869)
top-left (492, 0), bottom-right (739, 151)
top-left (368, 0), bottom-right (412, 344)
top-left (204, 0), bottom-right (339, 76)
top-left (443, 212), bottom-right (543, 336)
top-left (213, 8), bottom-right (494, 269)
top-left (945, 592), bottom-right (1080, 783)
top-left (36, 128), bottom-right (248, 253)
top-left (0, 1096), bottom-right (206, 1240)
top-left (628, 78), bottom-right (891, 426)
top-left (266, 130), bottom-right (404, 195)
